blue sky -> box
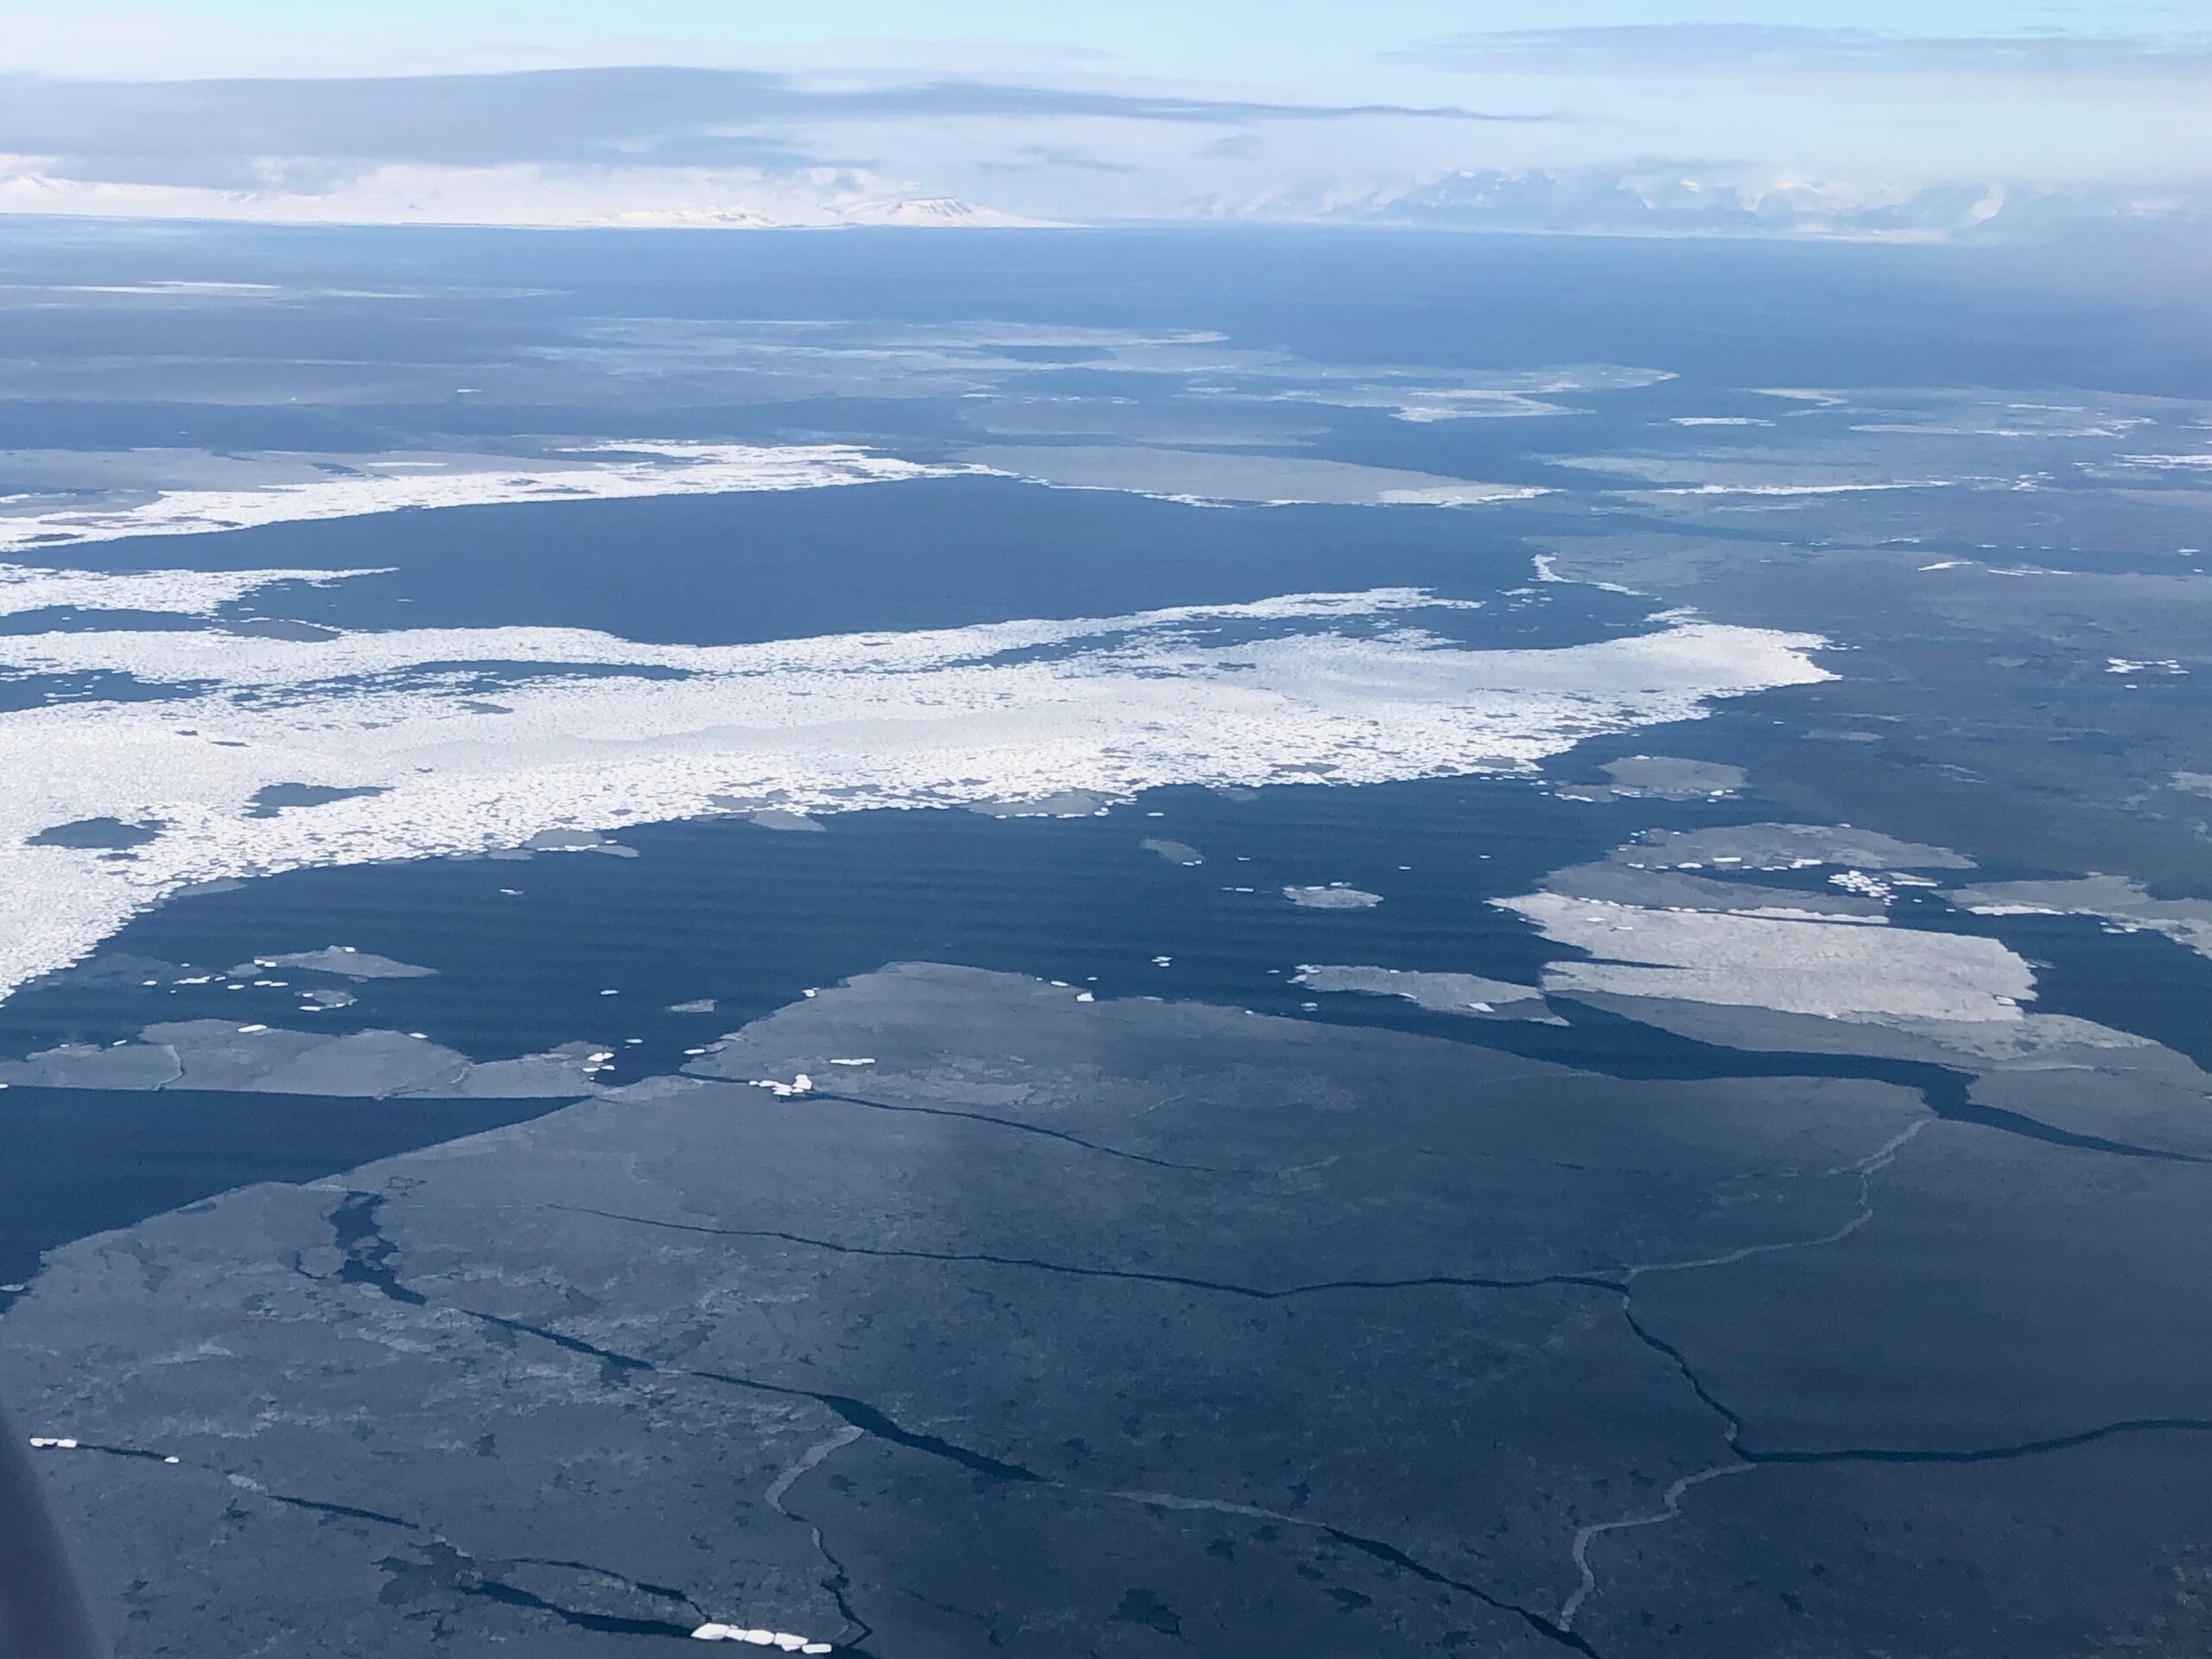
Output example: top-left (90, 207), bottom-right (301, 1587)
top-left (12, 1), bottom-right (2209, 80)
top-left (0, 1), bottom-right (2207, 233)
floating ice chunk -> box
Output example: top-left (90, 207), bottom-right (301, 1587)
top-left (27, 1437), bottom-right (79, 1449)
top-left (236, 1024), bottom-right (268, 1034)
top-left (241, 947), bottom-right (434, 982)
top-left (828, 1058), bottom-right (874, 1066)
top-left (965, 790), bottom-right (1112, 818)
top-left (1500, 891), bottom-right (2037, 1024)
top-left (1625, 823), bottom-right (1970, 874)
top-left (0, 443), bottom-right (945, 556)
top-left (1075, 991), bottom-right (1095, 1001)
top-left (1283, 885), bottom-right (1383, 910)
top-left (1140, 837), bottom-right (1204, 866)
top-left (1293, 964), bottom-right (1555, 1021)
top-left (1152, 956), bottom-right (1173, 966)
top-left (1829, 870), bottom-right (1896, 902)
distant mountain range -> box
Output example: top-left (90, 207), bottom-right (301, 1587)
top-left (0, 154), bottom-right (2197, 241)
top-left (0, 164), bottom-right (1049, 231)
top-left (1220, 169), bottom-right (2211, 243)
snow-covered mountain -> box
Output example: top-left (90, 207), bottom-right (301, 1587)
top-left (0, 161), bottom-right (1042, 231)
top-left (1263, 168), bottom-right (2206, 244)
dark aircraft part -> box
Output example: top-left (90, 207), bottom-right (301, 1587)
top-left (0, 1401), bottom-right (106, 1659)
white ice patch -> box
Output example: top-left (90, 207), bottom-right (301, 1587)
top-left (1499, 893), bottom-right (2037, 1024)
top-left (690, 1623), bottom-right (831, 1650)
top-left (0, 561), bottom-right (388, 618)
top-left (1828, 870), bottom-right (1896, 903)
top-left (1529, 553), bottom-right (1642, 595)
top-left (0, 442), bottom-right (957, 555)
top-left (1751, 389), bottom-right (1850, 407)
top-left (0, 588), bottom-right (1828, 1001)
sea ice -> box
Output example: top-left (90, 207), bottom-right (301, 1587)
top-left (1292, 964), bottom-right (1557, 1021)
top-left (0, 442), bottom-right (954, 555)
top-left (1284, 885), bottom-right (1383, 910)
top-left (0, 587), bottom-right (1828, 1001)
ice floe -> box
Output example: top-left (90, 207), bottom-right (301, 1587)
top-left (0, 560), bottom-right (388, 616)
top-left (961, 445), bottom-right (1546, 507)
top-left (690, 1626), bottom-right (831, 1651)
top-left (231, 947), bottom-right (436, 981)
top-left (0, 587), bottom-right (1828, 999)
top-left (1498, 893), bottom-right (2036, 1025)
top-left (1951, 874), bottom-right (2212, 962)
top-left (1283, 884), bottom-right (1384, 910)
top-left (1529, 553), bottom-right (1641, 595)
top-left (1291, 964), bottom-right (1558, 1021)
top-left (0, 1019), bottom-right (610, 1098)
top-left (0, 442), bottom-right (957, 555)
top-left (1555, 753), bottom-right (1746, 803)
top-left (1608, 823), bottom-right (1970, 874)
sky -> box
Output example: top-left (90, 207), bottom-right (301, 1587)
top-left (0, 1), bottom-right (2208, 235)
